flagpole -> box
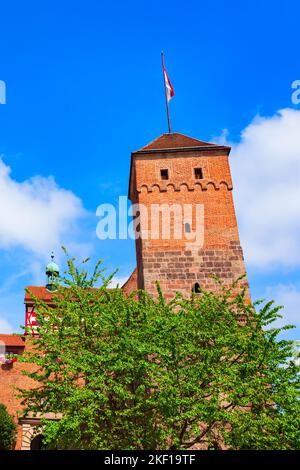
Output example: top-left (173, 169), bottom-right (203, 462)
top-left (161, 51), bottom-right (172, 134)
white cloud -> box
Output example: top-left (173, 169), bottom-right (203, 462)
top-left (263, 283), bottom-right (300, 338)
top-left (0, 158), bottom-right (87, 258)
top-left (0, 160), bottom-right (95, 333)
top-left (109, 276), bottom-right (130, 288)
top-left (0, 317), bottom-right (13, 334)
top-left (229, 108), bottom-right (300, 269)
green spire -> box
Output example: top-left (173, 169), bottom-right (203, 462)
top-left (46, 252), bottom-right (60, 291)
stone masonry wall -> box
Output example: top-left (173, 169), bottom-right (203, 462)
top-left (141, 241), bottom-right (249, 298)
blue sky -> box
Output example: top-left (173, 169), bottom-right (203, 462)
top-left (0, 0), bottom-right (299, 339)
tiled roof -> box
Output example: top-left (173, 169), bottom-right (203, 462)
top-left (0, 334), bottom-right (25, 347)
top-left (134, 132), bottom-right (216, 152)
top-left (25, 286), bottom-right (54, 302)
top-left (25, 285), bottom-right (116, 303)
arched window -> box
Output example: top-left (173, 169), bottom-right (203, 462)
top-left (184, 222), bottom-right (191, 233)
top-left (192, 282), bottom-right (201, 294)
top-left (30, 434), bottom-right (44, 450)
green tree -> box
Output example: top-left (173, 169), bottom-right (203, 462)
top-left (19, 253), bottom-right (300, 450)
top-left (0, 404), bottom-right (17, 450)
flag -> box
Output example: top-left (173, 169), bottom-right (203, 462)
top-left (162, 57), bottom-right (175, 102)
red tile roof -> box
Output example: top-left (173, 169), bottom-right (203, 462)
top-left (134, 132), bottom-right (216, 152)
top-left (25, 286), bottom-right (54, 302)
top-left (25, 285), bottom-right (116, 303)
top-left (0, 334), bottom-right (25, 347)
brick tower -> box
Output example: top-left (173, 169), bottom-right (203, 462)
top-left (128, 132), bottom-right (250, 299)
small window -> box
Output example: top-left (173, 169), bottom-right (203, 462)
top-left (160, 169), bottom-right (169, 180)
top-left (192, 282), bottom-right (201, 294)
top-left (184, 223), bottom-right (191, 233)
top-left (194, 168), bottom-right (203, 180)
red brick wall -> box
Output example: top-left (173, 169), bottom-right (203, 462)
top-left (0, 341), bottom-right (38, 449)
top-left (122, 268), bottom-right (138, 295)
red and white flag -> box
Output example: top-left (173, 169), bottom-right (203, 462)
top-left (162, 58), bottom-right (175, 102)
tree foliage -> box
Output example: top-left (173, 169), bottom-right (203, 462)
top-left (0, 403), bottom-right (17, 450)
top-left (19, 252), bottom-right (300, 450)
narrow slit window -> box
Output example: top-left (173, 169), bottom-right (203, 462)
top-left (160, 169), bottom-right (169, 180)
top-left (192, 282), bottom-right (201, 294)
top-left (184, 222), bottom-right (191, 233)
top-left (194, 168), bottom-right (203, 180)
